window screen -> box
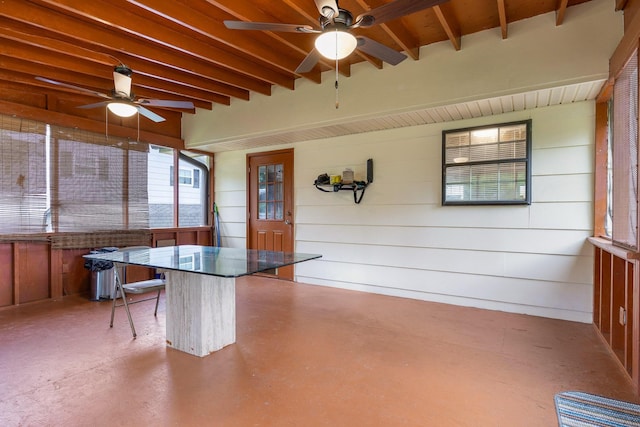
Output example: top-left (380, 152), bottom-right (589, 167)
top-left (0, 114), bottom-right (149, 233)
top-left (611, 50), bottom-right (639, 250)
top-left (442, 120), bottom-right (531, 205)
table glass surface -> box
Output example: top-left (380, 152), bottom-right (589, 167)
top-left (83, 245), bottom-right (322, 278)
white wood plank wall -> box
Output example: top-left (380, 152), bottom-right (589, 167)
top-left (214, 101), bottom-right (595, 322)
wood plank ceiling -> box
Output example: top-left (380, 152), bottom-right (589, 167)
top-left (0, 0), bottom-right (602, 145)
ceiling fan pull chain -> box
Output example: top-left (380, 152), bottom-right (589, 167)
top-left (335, 55), bottom-right (339, 109)
top-left (105, 107), bottom-right (109, 142)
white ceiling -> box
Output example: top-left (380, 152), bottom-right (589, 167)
top-left (201, 79), bottom-right (606, 152)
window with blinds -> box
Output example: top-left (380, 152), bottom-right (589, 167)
top-left (1, 115), bottom-right (211, 235)
top-left (611, 50), bottom-right (639, 250)
top-left (0, 114), bottom-right (150, 234)
top-left (0, 116), bottom-right (47, 233)
top-left (442, 120), bottom-right (532, 205)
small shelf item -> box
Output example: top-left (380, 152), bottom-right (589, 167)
top-left (314, 159), bottom-right (373, 204)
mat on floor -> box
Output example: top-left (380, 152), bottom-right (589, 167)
top-left (555, 391), bottom-right (640, 426)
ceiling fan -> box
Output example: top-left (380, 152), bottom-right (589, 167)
top-left (224, 0), bottom-right (448, 73)
top-left (35, 65), bottom-right (195, 123)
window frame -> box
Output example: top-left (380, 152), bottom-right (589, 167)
top-left (441, 119), bottom-right (532, 206)
top-left (178, 168), bottom-right (193, 185)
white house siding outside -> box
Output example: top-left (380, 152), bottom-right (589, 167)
top-left (147, 146), bottom-right (206, 228)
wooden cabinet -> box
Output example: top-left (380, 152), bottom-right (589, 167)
top-left (591, 238), bottom-right (638, 387)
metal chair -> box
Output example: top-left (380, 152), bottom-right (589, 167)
top-left (110, 246), bottom-right (166, 338)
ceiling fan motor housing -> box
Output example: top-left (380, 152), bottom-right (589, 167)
top-left (112, 65), bottom-right (134, 99)
top-left (113, 65), bottom-right (132, 77)
top-left (320, 8), bottom-right (353, 29)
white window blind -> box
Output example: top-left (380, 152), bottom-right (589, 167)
top-left (0, 116), bottom-right (47, 233)
top-left (443, 120), bottom-right (531, 205)
top-left (0, 114), bottom-right (150, 234)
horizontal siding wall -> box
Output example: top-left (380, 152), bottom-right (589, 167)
top-left (213, 153), bottom-right (247, 248)
top-left (213, 101), bottom-right (595, 322)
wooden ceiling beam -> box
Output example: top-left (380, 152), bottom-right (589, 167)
top-left (0, 31), bottom-right (227, 108)
top-left (0, 19), bottom-right (250, 102)
top-left (355, 51), bottom-right (383, 69)
top-left (0, 57), bottom-right (215, 110)
top-left (497, 0), bottom-right (508, 39)
top-left (1, 40), bottom-right (216, 107)
top-left (353, 0), bottom-right (421, 60)
top-left (616, 0), bottom-right (629, 11)
top-left (433, 3), bottom-right (462, 51)
top-left (194, 0), bottom-right (330, 80)
top-left (556, 0), bottom-right (569, 26)
top-left (0, 99), bottom-right (185, 149)
top-left (210, 0), bottom-right (350, 77)
top-left (0, 0), bottom-right (273, 96)
top-left (125, 0), bottom-right (323, 84)
top-left (379, 22), bottom-right (421, 60)
top-left (32, 0), bottom-right (294, 89)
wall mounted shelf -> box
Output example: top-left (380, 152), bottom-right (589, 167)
top-left (314, 159), bottom-right (373, 204)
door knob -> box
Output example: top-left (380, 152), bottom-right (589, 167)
top-left (285, 220), bottom-right (291, 225)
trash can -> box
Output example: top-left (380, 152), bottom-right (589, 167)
top-left (84, 247), bottom-right (119, 301)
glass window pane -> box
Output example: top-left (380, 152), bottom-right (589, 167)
top-left (256, 162), bottom-right (286, 221)
top-left (267, 202), bottom-right (274, 220)
top-left (500, 124), bottom-right (527, 142)
top-left (148, 146), bottom-right (174, 228)
top-left (443, 120), bottom-right (530, 205)
top-left (267, 183), bottom-right (274, 202)
top-left (259, 166), bottom-right (266, 184)
top-left (470, 128), bottom-right (498, 145)
top-left (178, 150), bottom-right (209, 227)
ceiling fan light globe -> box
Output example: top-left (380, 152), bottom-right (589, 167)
top-left (107, 102), bottom-right (138, 117)
top-left (315, 29), bottom-right (357, 60)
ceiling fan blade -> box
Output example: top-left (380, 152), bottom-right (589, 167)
top-left (137, 99), bottom-right (195, 109)
top-left (76, 101), bottom-right (110, 110)
top-left (35, 76), bottom-right (111, 100)
top-left (224, 20), bottom-right (318, 33)
top-left (295, 49), bottom-right (322, 74)
top-left (113, 71), bottom-right (132, 98)
top-left (137, 106), bottom-right (166, 123)
top-left (355, 0), bottom-right (449, 28)
top-left (356, 36), bottom-right (407, 65)
top-left (314, 0), bottom-right (339, 18)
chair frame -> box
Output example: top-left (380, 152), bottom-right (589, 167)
top-left (109, 247), bottom-right (165, 338)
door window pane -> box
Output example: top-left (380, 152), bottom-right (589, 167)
top-left (256, 163), bottom-right (284, 221)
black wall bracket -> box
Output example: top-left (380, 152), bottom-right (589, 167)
top-left (314, 159), bottom-right (373, 204)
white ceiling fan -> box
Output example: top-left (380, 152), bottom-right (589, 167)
top-left (36, 65), bottom-right (194, 123)
top-left (224, 0), bottom-right (449, 73)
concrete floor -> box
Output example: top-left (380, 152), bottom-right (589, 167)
top-left (1, 276), bottom-right (638, 426)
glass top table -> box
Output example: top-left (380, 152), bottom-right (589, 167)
top-left (84, 245), bottom-right (322, 278)
top-left (84, 246), bottom-right (322, 357)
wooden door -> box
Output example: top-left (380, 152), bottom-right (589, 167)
top-left (247, 149), bottom-right (294, 280)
